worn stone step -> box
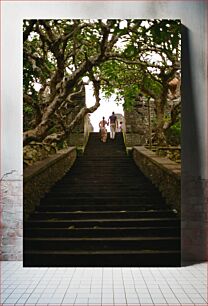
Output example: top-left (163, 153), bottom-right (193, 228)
top-left (51, 181), bottom-right (159, 187)
top-left (43, 195), bottom-right (165, 201)
top-left (24, 226), bottom-right (181, 238)
top-left (51, 184), bottom-right (159, 191)
top-left (24, 236), bottom-right (180, 251)
top-left (25, 218), bottom-right (180, 228)
top-left (40, 198), bottom-right (167, 207)
top-left (46, 192), bottom-right (162, 199)
top-left (23, 250), bottom-right (181, 267)
top-left (30, 210), bottom-right (178, 220)
top-left (53, 180), bottom-right (153, 186)
top-left (37, 204), bottom-right (166, 211)
top-left (24, 132), bottom-right (180, 267)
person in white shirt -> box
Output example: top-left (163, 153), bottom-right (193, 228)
top-left (108, 112), bottom-right (118, 139)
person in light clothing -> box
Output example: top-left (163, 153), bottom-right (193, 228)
top-left (118, 121), bottom-right (123, 132)
top-left (108, 112), bottom-right (118, 139)
top-left (99, 117), bottom-right (108, 142)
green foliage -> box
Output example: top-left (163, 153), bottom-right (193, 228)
top-left (23, 104), bottom-right (36, 131)
top-left (122, 85), bottom-right (140, 109)
top-left (124, 45), bottom-right (138, 58)
top-left (165, 121), bottom-right (181, 145)
top-left (23, 18), bottom-right (181, 149)
top-left (24, 104), bottom-right (33, 115)
top-left (48, 126), bottom-right (58, 134)
top-left (146, 19), bottom-right (181, 53)
top-left (170, 121), bottom-right (181, 135)
top-left (142, 75), bottom-right (163, 97)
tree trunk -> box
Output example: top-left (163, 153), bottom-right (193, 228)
top-left (154, 99), bottom-right (167, 146)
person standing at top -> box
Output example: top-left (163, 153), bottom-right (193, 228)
top-left (118, 121), bottom-right (123, 132)
top-left (99, 116), bottom-right (108, 143)
top-left (108, 112), bottom-right (118, 139)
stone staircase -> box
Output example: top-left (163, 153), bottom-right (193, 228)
top-left (24, 132), bottom-right (181, 267)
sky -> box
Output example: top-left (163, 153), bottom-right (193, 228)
top-left (85, 83), bottom-right (124, 132)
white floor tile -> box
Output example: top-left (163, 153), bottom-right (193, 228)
top-left (102, 289), bottom-right (114, 294)
top-left (139, 299), bottom-right (153, 304)
top-left (126, 294), bottom-right (138, 299)
top-left (63, 296), bottom-right (77, 303)
top-left (176, 296), bottom-right (193, 303)
top-left (126, 297), bottom-right (140, 302)
top-left (90, 288), bottom-right (102, 293)
top-left (188, 294), bottom-right (207, 303)
top-left (102, 297), bottom-right (114, 301)
top-left (164, 297), bottom-right (180, 303)
top-left (102, 294), bottom-right (114, 298)
top-left (114, 299), bottom-right (127, 304)
top-left (0, 262), bottom-right (207, 306)
top-left (89, 298), bottom-right (102, 303)
top-left (75, 297), bottom-right (89, 304)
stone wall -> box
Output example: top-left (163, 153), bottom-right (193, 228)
top-left (67, 114), bottom-right (93, 151)
top-left (133, 146), bottom-right (181, 213)
top-left (66, 88), bottom-right (86, 147)
top-left (67, 88), bottom-right (92, 150)
top-left (1, 179), bottom-right (23, 260)
top-left (24, 147), bottom-right (77, 220)
top-left (124, 107), bottom-right (148, 147)
top-left (67, 133), bottom-right (87, 148)
top-left (124, 132), bottom-right (145, 148)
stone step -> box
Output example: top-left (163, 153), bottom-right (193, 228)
top-left (24, 226), bottom-right (180, 238)
top-left (51, 182), bottom-right (159, 189)
top-left (46, 192), bottom-right (163, 198)
top-left (24, 132), bottom-right (180, 267)
top-left (23, 250), bottom-right (181, 267)
top-left (43, 195), bottom-right (165, 201)
top-left (24, 236), bottom-right (180, 251)
top-left (30, 210), bottom-right (178, 220)
top-left (37, 204), bottom-right (166, 211)
top-left (25, 218), bottom-right (180, 228)
top-left (40, 197), bottom-right (167, 206)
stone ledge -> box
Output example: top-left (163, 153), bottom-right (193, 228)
top-left (24, 147), bottom-right (77, 220)
top-left (24, 147), bottom-right (76, 182)
top-left (133, 146), bottom-right (181, 212)
top-left (134, 146), bottom-right (181, 177)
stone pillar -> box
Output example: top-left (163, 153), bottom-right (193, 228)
top-left (115, 113), bottom-right (125, 132)
top-left (124, 98), bottom-right (154, 147)
top-left (67, 87), bottom-right (91, 149)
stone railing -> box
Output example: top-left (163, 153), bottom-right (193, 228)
top-left (133, 146), bottom-right (181, 213)
top-left (123, 133), bottom-right (145, 148)
top-left (24, 147), bottom-right (77, 220)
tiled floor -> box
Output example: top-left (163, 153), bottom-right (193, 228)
top-left (0, 262), bottom-right (207, 305)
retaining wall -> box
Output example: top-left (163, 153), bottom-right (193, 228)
top-left (24, 147), bottom-right (77, 220)
top-left (133, 146), bottom-right (181, 213)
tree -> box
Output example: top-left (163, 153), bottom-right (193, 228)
top-left (23, 19), bottom-right (126, 146)
top-left (99, 19), bottom-right (181, 145)
top-left (23, 19), bottom-right (181, 151)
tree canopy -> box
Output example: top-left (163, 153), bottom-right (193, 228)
top-left (23, 19), bottom-right (181, 151)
